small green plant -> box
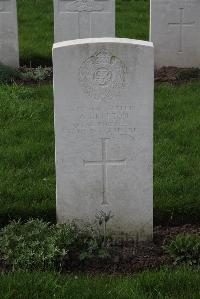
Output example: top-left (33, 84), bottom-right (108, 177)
top-left (164, 234), bottom-right (200, 266)
top-left (95, 210), bottom-right (114, 246)
top-left (79, 210), bottom-right (113, 261)
top-left (21, 66), bottom-right (52, 81)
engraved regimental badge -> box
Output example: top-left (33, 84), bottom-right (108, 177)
top-left (66, 0), bottom-right (103, 12)
top-left (79, 49), bottom-right (127, 100)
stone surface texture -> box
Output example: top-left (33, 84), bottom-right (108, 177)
top-left (53, 38), bottom-right (154, 241)
top-left (0, 0), bottom-right (19, 67)
top-left (54, 0), bottom-right (115, 42)
top-left (150, 0), bottom-right (200, 68)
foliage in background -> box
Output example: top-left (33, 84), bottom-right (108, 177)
top-left (165, 234), bottom-right (200, 266)
top-left (0, 64), bottom-right (52, 84)
top-left (0, 219), bottom-right (111, 271)
top-left (17, 0), bottom-right (149, 66)
top-left (20, 67), bottom-right (52, 82)
top-left (18, 0), bottom-right (54, 66)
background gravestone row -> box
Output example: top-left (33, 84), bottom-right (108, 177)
top-left (1, 0), bottom-right (200, 68)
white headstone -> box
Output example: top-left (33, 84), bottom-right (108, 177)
top-left (150, 0), bottom-right (200, 68)
top-left (53, 38), bottom-right (154, 241)
top-left (54, 0), bottom-right (115, 42)
top-left (0, 0), bottom-right (19, 67)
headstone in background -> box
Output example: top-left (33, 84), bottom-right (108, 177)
top-left (53, 38), bottom-right (154, 241)
top-left (54, 0), bottom-right (115, 42)
top-left (150, 0), bottom-right (200, 68)
top-left (0, 0), bottom-right (19, 67)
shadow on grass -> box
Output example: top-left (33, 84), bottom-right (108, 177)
top-left (154, 207), bottom-right (200, 226)
top-left (1, 207), bottom-right (200, 228)
top-left (0, 208), bottom-right (56, 228)
top-left (20, 56), bottom-right (52, 68)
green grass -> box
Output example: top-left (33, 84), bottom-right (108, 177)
top-left (116, 0), bottom-right (149, 40)
top-left (0, 267), bottom-right (199, 298)
top-left (17, 0), bottom-right (149, 66)
top-left (0, 85), bottom-right (55, 225)
top-left (154, 83), bottom-right (200, 224)
top-left (18, 0), bottom-right (54, 66)
top-left (0, 82), bottom-right (200, 226)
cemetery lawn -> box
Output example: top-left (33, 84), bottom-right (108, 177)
top-left (0, 82), bottom-right (200, 226)
top-left (17, 0), bottom-right (149, 66)
top-left (1, 267), bottom-right (200, 299)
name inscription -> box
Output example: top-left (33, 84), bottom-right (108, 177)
top-left (67, 105), bottom-right (136, 139)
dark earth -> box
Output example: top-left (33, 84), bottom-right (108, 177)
top-left (0, 224), bottom-right (199, 275)
top-left (64, 224), bottom-right (200, 275)
top-left (11, 66), bottom-right (200, 85)
top-left (155, 66), bottom-right (200, 84)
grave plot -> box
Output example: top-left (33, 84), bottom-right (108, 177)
top-left (0, 1), bottom-right (200, 298)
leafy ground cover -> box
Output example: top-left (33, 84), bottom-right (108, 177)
top-left (0, 267), bottom-right (200, 299)
top-left (0, 218), bottom-right (199, 274)
top-left (0, 64), bottom-right (52, 84)
top-left (17, 0), bottom-right (149, 66)
top-left (0, 82), bottom-right (200, 226)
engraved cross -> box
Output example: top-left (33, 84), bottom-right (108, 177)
top-left (0, 1), bottom-right (4, 12)
top-left (83, 138), bottom-right (126, 205)
top-left (168, 7), bottom-right (195, 53)
top-left (60, 0), bottom-right (105, 38)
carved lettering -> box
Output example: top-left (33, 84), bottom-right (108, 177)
top-left (65, 0), bottom-right (103, 12)
top-left (59, 0), bottom-right (107, 12)
top-left (66, 105), bottom-right (136, 139)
